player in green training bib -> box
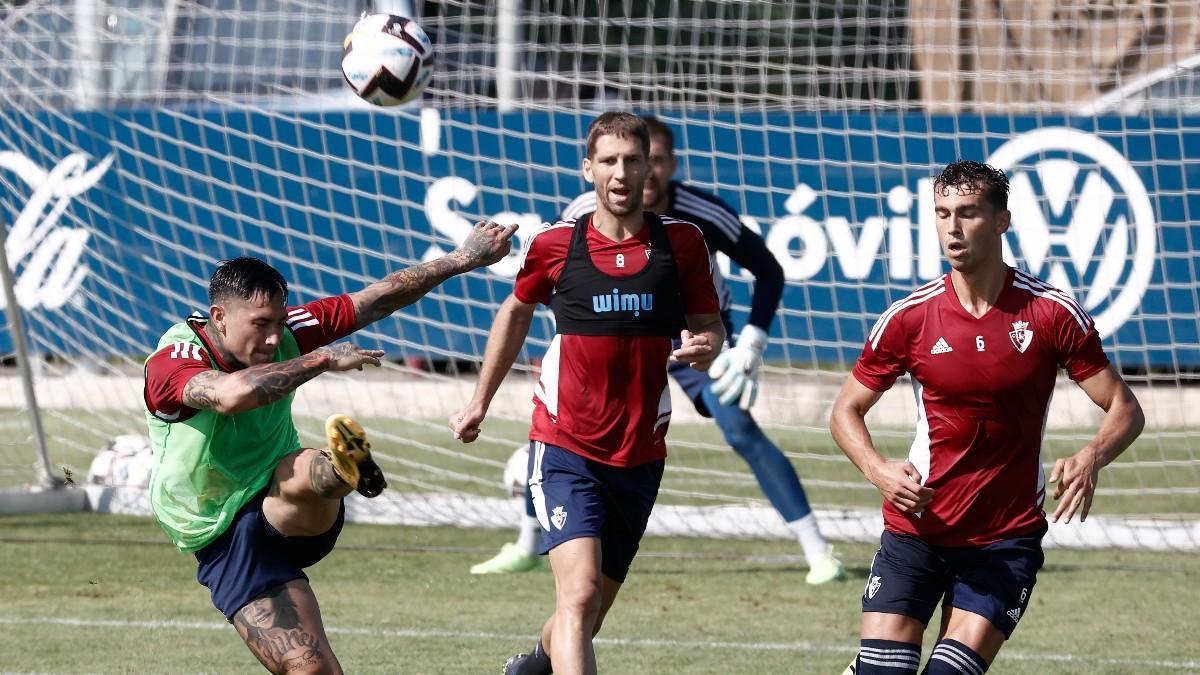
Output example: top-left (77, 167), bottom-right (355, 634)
top-left (143, 220), bottom-right (516, 674)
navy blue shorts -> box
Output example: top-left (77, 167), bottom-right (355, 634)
top-left (195, 486), bottom-right (345, 621)
top-left (528, 441), bottom-right (663, 583)
top-left (669, 360), bottom-right (716, 417)
top-left (862, 527), bottom-right (1046, 638)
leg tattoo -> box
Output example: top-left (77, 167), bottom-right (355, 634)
top-left (310, 451), bottom-right (351, 498)
top-left (234, 585), bottom-right (327, 674)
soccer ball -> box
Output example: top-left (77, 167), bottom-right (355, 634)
top-left (502, 444), bottom-right (530, 498)
top-left (341, 14), bottom-right (434, 106)
top-left (88, 435), bottom-right (155, 488)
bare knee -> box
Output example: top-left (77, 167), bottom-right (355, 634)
top-left (276, 449), bottom-right (353, 501)
top-left (556, 579), bottom-right (602, 623)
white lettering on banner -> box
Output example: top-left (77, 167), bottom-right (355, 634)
top-left (0, 151), bottom-right (112, 311)
top-left (423, 176), bottom-right (534, 278)
top-left (420, 128), bottom-right (1151, 338)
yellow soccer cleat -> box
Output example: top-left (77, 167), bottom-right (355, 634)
top-left (324, 414), bottom-right (387, 498)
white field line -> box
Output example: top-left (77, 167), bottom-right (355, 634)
top-left (1, 616), bottom-right (1197, 671)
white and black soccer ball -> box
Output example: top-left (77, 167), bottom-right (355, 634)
top-left (341, 14), bottom-right (434, 107)
top-left (502, 444), bottom-right (530, 498)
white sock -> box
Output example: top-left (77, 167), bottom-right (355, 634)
top-left (787, 513), bottom-right (829, 564)
top-left (515, 515), bottom-right (541, 556)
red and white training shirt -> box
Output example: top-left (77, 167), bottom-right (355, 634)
top-left (515, 216), bottom-right (720, 467)
top-left (144, 294), bottom-right (358, 422)
top-left (852, 268), bottom-right (1110, 546)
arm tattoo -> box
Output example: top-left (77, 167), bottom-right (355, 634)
top-left (239, 350), bottom-right (332, 407)
top-left (352, 253), bottom-right (468, 327)
top-left (182, 370), bottom-right (223, 410)
top-left (183, 352), bottom-right (332, 412)
top-left (234, 585), bottom-right (325, 673)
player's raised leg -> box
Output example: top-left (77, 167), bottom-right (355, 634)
top-left (262, 414), bottom-right (385, 537)
top-left (233, 578), bottom-right (341, 675)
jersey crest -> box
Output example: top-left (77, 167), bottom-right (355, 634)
top-left (1009, 320), bottom-right (1033, 353)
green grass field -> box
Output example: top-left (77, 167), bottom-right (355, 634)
top-left (7, 409), bottom-right (1196, 519)
top-left (1, 514), bottom-right (1197, 674)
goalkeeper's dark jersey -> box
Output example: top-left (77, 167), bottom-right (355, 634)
top-left (562, 180), bottom-right (784, 334)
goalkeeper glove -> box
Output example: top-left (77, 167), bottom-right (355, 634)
top-left (707, 324), bottom-right (767, 410)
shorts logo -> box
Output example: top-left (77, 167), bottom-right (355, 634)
top-left (865, 574), bottom-right (882, 600)
top-left (550, 505), bottom-right (568, 530)
top-left (988, 128), bottom-right (1156, 339)
top-left (1009, 320), bottom-right (1033, 353)
top-left (1007, 607), bottom-right (1022, 623)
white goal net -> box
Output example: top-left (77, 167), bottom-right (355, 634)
top-left (1, 0), bottom-right (1197, 551)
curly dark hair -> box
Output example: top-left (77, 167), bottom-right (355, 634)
top-left (933, 160), bottom-right (1010, 211)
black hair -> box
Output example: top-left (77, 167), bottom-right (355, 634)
top-left (639, 115), bottom-right (675, 153)
top-left (933, 160), bottom-right (1010, 210)
top-left (208, 257), bottom-right (288, 306)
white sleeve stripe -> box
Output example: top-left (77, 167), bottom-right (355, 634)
top-left (673, 189), bottom-right (741, 241)
top-left (287, 307), bottom-right (310, 317)
top-left (661, 218), bottom-right (713, 273)
top-left (1011, 280), bottom-right (1090, 332)
top-left (166, 342), bottom-right (204, 361)
top-left (287, 318), bottom-right (320, 329)
top-left (1013, 269), bottom-right (1092, 324)
top-left (561, 193), bottom-right (596, 220)
top-left (868, 283), bottom-right (946, 349)
top-left (518, 222), bottom-right (574, 270)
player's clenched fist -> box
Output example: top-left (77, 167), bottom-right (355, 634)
top-left (450, 404), bottom-right (486, 443)
top-left (866, 460), bottom-right (933, 514)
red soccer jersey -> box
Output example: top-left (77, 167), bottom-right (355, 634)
top-left (852, 268), bottom-right (1109, 546)
top-left (144, 294), bottom-right (358, 422)
top-left (515, 216), bottom-right (720, 467)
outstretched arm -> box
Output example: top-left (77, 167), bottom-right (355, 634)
top-left (1049, 365), bottom-right (1144, 523)
top-left (350, 220), bottom-right (517, 329)
top-left (183, 342), bottom-right (384, 415)
top-left (449, 294), bottom-right (537, 442)
top-left (830, 376), bottom-right (934, 514)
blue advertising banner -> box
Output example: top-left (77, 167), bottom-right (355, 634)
top-left (1, 110), bottom-right (1196, 368)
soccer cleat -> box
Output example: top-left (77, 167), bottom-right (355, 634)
top-left (324, 413), bottom-right (387, 498)
top-left (805, 550), bottom-right (846, 585)
top-left (502, 650), bottom-right (552, 675)
top-left (470, 543), bottom-right (542, 575)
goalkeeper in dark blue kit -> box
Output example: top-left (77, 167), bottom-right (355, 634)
top-left (473, 115), bottom-right (844, 585)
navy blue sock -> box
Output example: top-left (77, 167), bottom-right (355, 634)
top-left (855, 639), bottom-right (921, 674)
top-left (922, 638), bottom-right (988, 674)
top-left (702, 386), bottom-right (812, 520)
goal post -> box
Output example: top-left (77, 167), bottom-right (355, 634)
top-left (0, 0), bottom-right (1197, 551)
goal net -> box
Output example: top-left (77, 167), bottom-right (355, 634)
top-left (1, 0), bottom-right (1197, 551)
